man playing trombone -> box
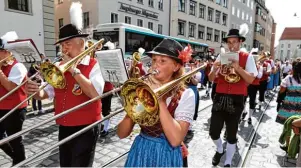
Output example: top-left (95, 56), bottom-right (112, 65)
top-left (0, 31), bottom-right (27, 165)
top-left (25, 2), bottom-right (104, 167)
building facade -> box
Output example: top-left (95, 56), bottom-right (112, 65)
top-left (0, 0), bottom-right (56, 60)
top-left (276, 27), bottom-right (301, 61)
top-left (55, 0), bottom-right (170, 40)
top-left (229, 0), bottom-right (255, 51)
top-left (170, 0), bottom-right (231, 55)
top-left (253, 0), bottom-right (274, 52)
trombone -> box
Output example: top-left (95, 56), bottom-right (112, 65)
top-left (0, 39), bottom-right (105, 123)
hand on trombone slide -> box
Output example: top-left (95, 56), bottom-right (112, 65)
top-left (25, 79), bottom-right (42, 96)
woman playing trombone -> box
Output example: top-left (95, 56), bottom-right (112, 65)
top-left (117, 38), bottom-right (196, 167)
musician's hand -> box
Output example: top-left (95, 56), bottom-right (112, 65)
top-left (25, 79), bottom-right (41, 95)
top-left (212, 61), bottom-right (221, 71)
top-left (229, 58), bottom-right (240, 70)
top-left (292, 125), bottom-right (300, 135)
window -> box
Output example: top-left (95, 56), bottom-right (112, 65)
top-left (189, 0), bottom-right (196, 15)
top-left (148, 22), bottom-right (154, 30)
top-left (281, 44), bottom-right (284, 48)
top-left (189, 22), bottom-right (196, 37)
top-left (232, 6), bottom-right (235, 15)
top-left (178, 20), bottom-right (186, 35)
top-left (246, 13), bottom-right (249, 21)
top-left (243, 0), bottom-right (246, 3)
top-left (288, 44), bottom-right (291, 48)
top-left (214, 30), bottom-right (220, 42)
top-left (287, 50), bottom-right (291, 58)
top-left (199, 4), bottom-right (206, 18)
top-left (148, 0), bottom-right (154, 7)
top-left (58, 18), bottom-right (64, 28)
top-left (222, 13), bottom-right (227, 26)
top-left (158, 24), bottom-right (163, 34)
top-left (158, 0), bottom-right (163, 10)
top-left (6, 0), bottom-right (31, 13)
top-left (111, 13), bottom-right (118, 23)
top-left (237, 8), bottom-right (240, 18)
top-left (247, 0), bottom-right (250, 7)
top-left (223, 0), bottom-right (228, 7)
top-left (250, 16), bottom-right (252, 23)
top-left (83, 12), bottom-right (89, 28)
top-left (207, 27), bottom-right (213, 41)
top-left (242, 11), bottom-right (244, 20)
top-left (216, 0), bottom-right (221, 5)
top-left (208, 7), bottom-right (213, 21)
top-left (58, 0), bottom-right (63, 4)
top-left (198, 25), bottom-right (205, 39)
top-left (125, 16), bottom-right (131, 24)
top-left (222, 31), bottom-right (227, 39)
top-left (137, 19), bottom-right (143, 27)
top-left (137, 0), bottom-right (143, 4)
top-left (251, 0), bottom-right (253, 10)
top-left (215, 10), bottom-right (221, 23)
top-left (178, 0), bottom-right (186, 12)
top-left (280, 50), bottom-right (284, 58)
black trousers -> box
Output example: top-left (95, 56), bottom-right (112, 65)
top-left (58, 125), bottom-right (100, 167)
top-left (259, 80), bottom-right (268, 102)
top-left (32, 98), bottom-right (42, 111)
top-left (101, 93), bottom-right (113, 117)
top-left (0, 108), bottom-right (26, 165)
top-left (283, 73), bottom-right (288, 79)
top-left (203, 75), bottom-right (212, 88)
top-left (209, 93), bottom-right (245, 144)
top-left (248, 85), bottom-right (260, 109)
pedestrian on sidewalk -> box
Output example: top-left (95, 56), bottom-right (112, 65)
top-left (0, 31), bottom-right (27, 165)
top-left (28, 63), bottom-right (43, 114)
top-left (117, 38), bottom-right (195, 167)
top-left (208, 24), bottom-right (258, 167)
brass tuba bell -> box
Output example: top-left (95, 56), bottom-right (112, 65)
top-left (219, 64), bottom-right (241, 83)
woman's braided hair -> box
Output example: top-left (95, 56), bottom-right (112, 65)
top-left (292, 57), bottom-right (301, 84)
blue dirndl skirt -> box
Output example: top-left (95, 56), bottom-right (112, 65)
top-left (274, 71), bottom-right (280, 86)
top-left (267, 74), bottom-right (274, 89)
top-left (200, 69), bottom-right (205, 84)
top-left (125, 133), bottom-right (183, 167)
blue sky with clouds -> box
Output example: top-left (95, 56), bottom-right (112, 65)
top-left (265, 0), bottom-right (301, 46)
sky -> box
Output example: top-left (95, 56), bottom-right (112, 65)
top-left (265, 0), bottom-right (301, 46)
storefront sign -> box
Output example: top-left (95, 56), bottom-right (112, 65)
top-left (119, 2), bottom-right (159, 20)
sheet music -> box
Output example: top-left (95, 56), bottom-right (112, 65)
top-left (220, 52), bottom-right (239, 65)
top-left (95, 49), bottom-right (129, 83)
top-left (5, 40), bottom-right (41, 63)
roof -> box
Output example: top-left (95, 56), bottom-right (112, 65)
top-left (280, 27), bottom-right (301, 40)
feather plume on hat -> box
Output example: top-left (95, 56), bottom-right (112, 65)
top-left (0, 31), bottom-right (18, 49)
top-left (239, 23), bottom-right (249, 37)
top-left (70, 2), bottom-right (83, 30)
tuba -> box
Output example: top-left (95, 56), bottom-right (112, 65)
top-left (121, 63), bottom-right (207, 126)
top-left (219, 64), bottom-right (241, 83)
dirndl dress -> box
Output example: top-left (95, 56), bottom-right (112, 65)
top-left (267, 74), bottom-right (274, 90)
top-left (274, 71), bottom-right (280, 86)
top-left (277, 77), bottom-right (301, 123)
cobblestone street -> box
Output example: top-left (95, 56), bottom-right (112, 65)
top-left (0, 90), bottom-right (286, 167)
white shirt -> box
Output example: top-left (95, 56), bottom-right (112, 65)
top-left (281, 75), bottom-right (301, 87)
top-left (6, 62), bottom-right (27, 85)
top-left (264, 63), bottom-right (272, 73)
top-left (282, 64), bottom-right (292, 74)
top-left (166, 88), bottom-right (195, 124)
top-left (256, 65), bottom-right (263, 79)
top-left (44, 56), bottom-right (105, 99)
top-left (213, 53), bottom-right (258, 77)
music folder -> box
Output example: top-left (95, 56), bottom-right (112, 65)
top-left (220, 52), bottom-right (239, 65)
top-left (5, 39), bottom-right (42, 63)
top-left (95, 49), bottom-right (129, 84)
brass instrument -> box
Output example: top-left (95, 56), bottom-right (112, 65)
top-left (121, 63), bottom-right (207, 126)
top-left (40, 39), bottom-right (105, 89)
top-left (219, 64), bottom-right (241, 83)
top-left (0, 53), bottom-right (14, 66)
top-left (87, 39), bottom-right (102, 58)
top-left (128, 52), bottom-right (141, 78)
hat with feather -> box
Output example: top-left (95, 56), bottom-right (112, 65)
top-left (0, 31), bottom-right (18, 50)
top-left (55, 2), bottom-right (88, 45)
top-left (222, 23), bottom-right (249, 43)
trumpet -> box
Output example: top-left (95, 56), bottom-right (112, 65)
top-left (128, 52), bottom-right (141, 78)
top-left (121, 63), bottom-right (207, 126)
top-left (0, 53), bottom-right (14, 66)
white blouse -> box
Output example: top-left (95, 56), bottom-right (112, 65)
top-left (166, 88), bottom-right (195, 123)
top-left (7, 63), bottom-right (27, 85)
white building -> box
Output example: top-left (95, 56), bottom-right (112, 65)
top-left (0, 0), bottom-right (56, 61)
top-left (55, 0), bottom-right (170, 40)
top-left (276, 27), bottom-right (301, 61)
top-left (170, 0), bottom-right (231, 56)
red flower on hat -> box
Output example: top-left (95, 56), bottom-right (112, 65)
top-left (178, 44), bottom-right (193, 64)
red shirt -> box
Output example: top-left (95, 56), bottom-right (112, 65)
top-left (0, 60), bottom-right (27, 110)
top-left (260, 62), bottom-right (269, 81)
top-left (216, 52), bottom-right (249, 96)
top-left (54, 58), bottom-right (101, 126)
top-left (251, 65), bottom-right (261, 85)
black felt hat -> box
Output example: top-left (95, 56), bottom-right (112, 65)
top-left (146, 38), bottom-right (184, 63)
top-left (55, 24), bottom-right (88, 45)
top-left (0, 39), bottom-right (4, 50)
top-left (222, 29), bottom-right (246, 43)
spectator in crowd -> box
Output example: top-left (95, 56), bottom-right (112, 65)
top-left (282, 60), bottom-right (292, 78)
